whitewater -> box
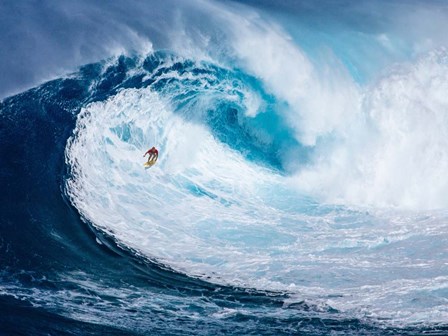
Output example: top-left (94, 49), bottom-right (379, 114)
top-left (1, 0), bottom-right (448, 335)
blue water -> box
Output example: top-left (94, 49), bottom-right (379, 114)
top-left (2, 1), bottom-right (448, 335)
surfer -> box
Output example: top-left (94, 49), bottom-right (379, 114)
top-left (144, 146), bottom-right (159, 163)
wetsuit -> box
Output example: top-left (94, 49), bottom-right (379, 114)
top-left (145, 148), bottom-right (158, 162)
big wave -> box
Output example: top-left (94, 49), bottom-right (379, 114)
top-left (65, 45), bottom-right (448, 325)
top-left (3, 0), bottom-right (448, 332)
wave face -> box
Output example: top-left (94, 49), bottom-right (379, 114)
top-left (2, 0), bottom-right (448, 335)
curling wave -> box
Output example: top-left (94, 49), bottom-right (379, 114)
top-left (3, 0), bottom-right (448, 333)
top-left (65, 50), bottom-right (448, 326)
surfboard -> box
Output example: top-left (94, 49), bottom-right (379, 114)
top-left (144, 159), bottom-right (157, 168)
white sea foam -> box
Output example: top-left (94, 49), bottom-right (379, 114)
top-left (295, 49), bottom-right (448, 209)
top-left (65, 86), bottom-right (448, 327)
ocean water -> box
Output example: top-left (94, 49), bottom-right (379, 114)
top-left (1, 1), bottom-right (448, 335)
